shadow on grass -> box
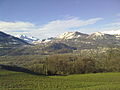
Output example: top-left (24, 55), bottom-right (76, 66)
top-left (0, 64), bottom-right (43, 76)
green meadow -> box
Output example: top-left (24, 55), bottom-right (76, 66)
top-left (0, 69), bottom-right (120, 90)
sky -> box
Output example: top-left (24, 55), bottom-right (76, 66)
top-left (0, 0), bottom-right (120, 39)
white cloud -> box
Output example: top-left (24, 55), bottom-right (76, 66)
top-left (39, 18), bottom-right (103, 31)
top-left (77, 22), bottom-right (120, 35)
top-left (0, 17), bottom-right (103, 39)
top-left (99, 22), bottom-right (120, 34)
top-left (102, 29), bottom-right (120, 34)
top-left (0, 21), bottom-right (35, 31)
top-left (35, 17), bottom-right (103, 38)
top-left (104, 22), bottom-right (120, 26)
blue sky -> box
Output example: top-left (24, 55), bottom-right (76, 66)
top-left (0, 0), bottom-right (120, 39)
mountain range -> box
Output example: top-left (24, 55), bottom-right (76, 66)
top-left (40, 31), bottom-right (120, 49)
top-left (1, 31), bottom-right (120, 55)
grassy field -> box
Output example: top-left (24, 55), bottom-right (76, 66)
top-left (0, 69), bottom-right (120, 90)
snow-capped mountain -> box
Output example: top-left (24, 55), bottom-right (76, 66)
top-left (1, 30), bottom-right (120, 55)
top-left (87, 32), bottom-right (115, 39)
top-left (89, 32), bottom-right (105, 37)
top-left (57, 31), bottom-right (115, 40)
top-left (11, 31), bottom-right (120, 50)
top-left (15, 35), bottom-right (39, 43)
top-left (58, 31), bottom-right (88, 39)
top-left (38, 31), bottom-right (120, 49)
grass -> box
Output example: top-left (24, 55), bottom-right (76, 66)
top-left (0, 69), bottom-right (120, 90)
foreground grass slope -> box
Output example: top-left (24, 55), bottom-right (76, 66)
top-left (0, 69), bottom-right (120, 90)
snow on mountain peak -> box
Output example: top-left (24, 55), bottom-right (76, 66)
top-left (88, 32), bottom-right (115, 40)
top-left (91, 32), bottom-right (105, 36)
top-left (58, 31), bottom-right (88, 39)
top-left (15, 34), bottom-right (39, 43)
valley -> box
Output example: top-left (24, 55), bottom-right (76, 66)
top-left (0, 31), bottom-right (120, 90)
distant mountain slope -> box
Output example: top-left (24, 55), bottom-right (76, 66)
top-left (44, 43), bottom-right (77, 50)
top-left (0, 31), bottom-right (29, 55)
top-left (42, 42), bottom-right (77, 54)
top-left (0, 31), bottom-right (28, 47)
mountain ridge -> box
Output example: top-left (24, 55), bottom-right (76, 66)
top-left (1, 31), bottom-right (120, 55)
top-left (0, 31), bottom-right (29, 55)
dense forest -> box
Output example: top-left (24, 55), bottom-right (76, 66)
top-left (0, 48), bottom-right (120, 75)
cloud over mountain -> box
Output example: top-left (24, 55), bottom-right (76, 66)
top-left (33, 17), bottom-right (103, 38)
top-left (0, 17), bottom-right (103, 39)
